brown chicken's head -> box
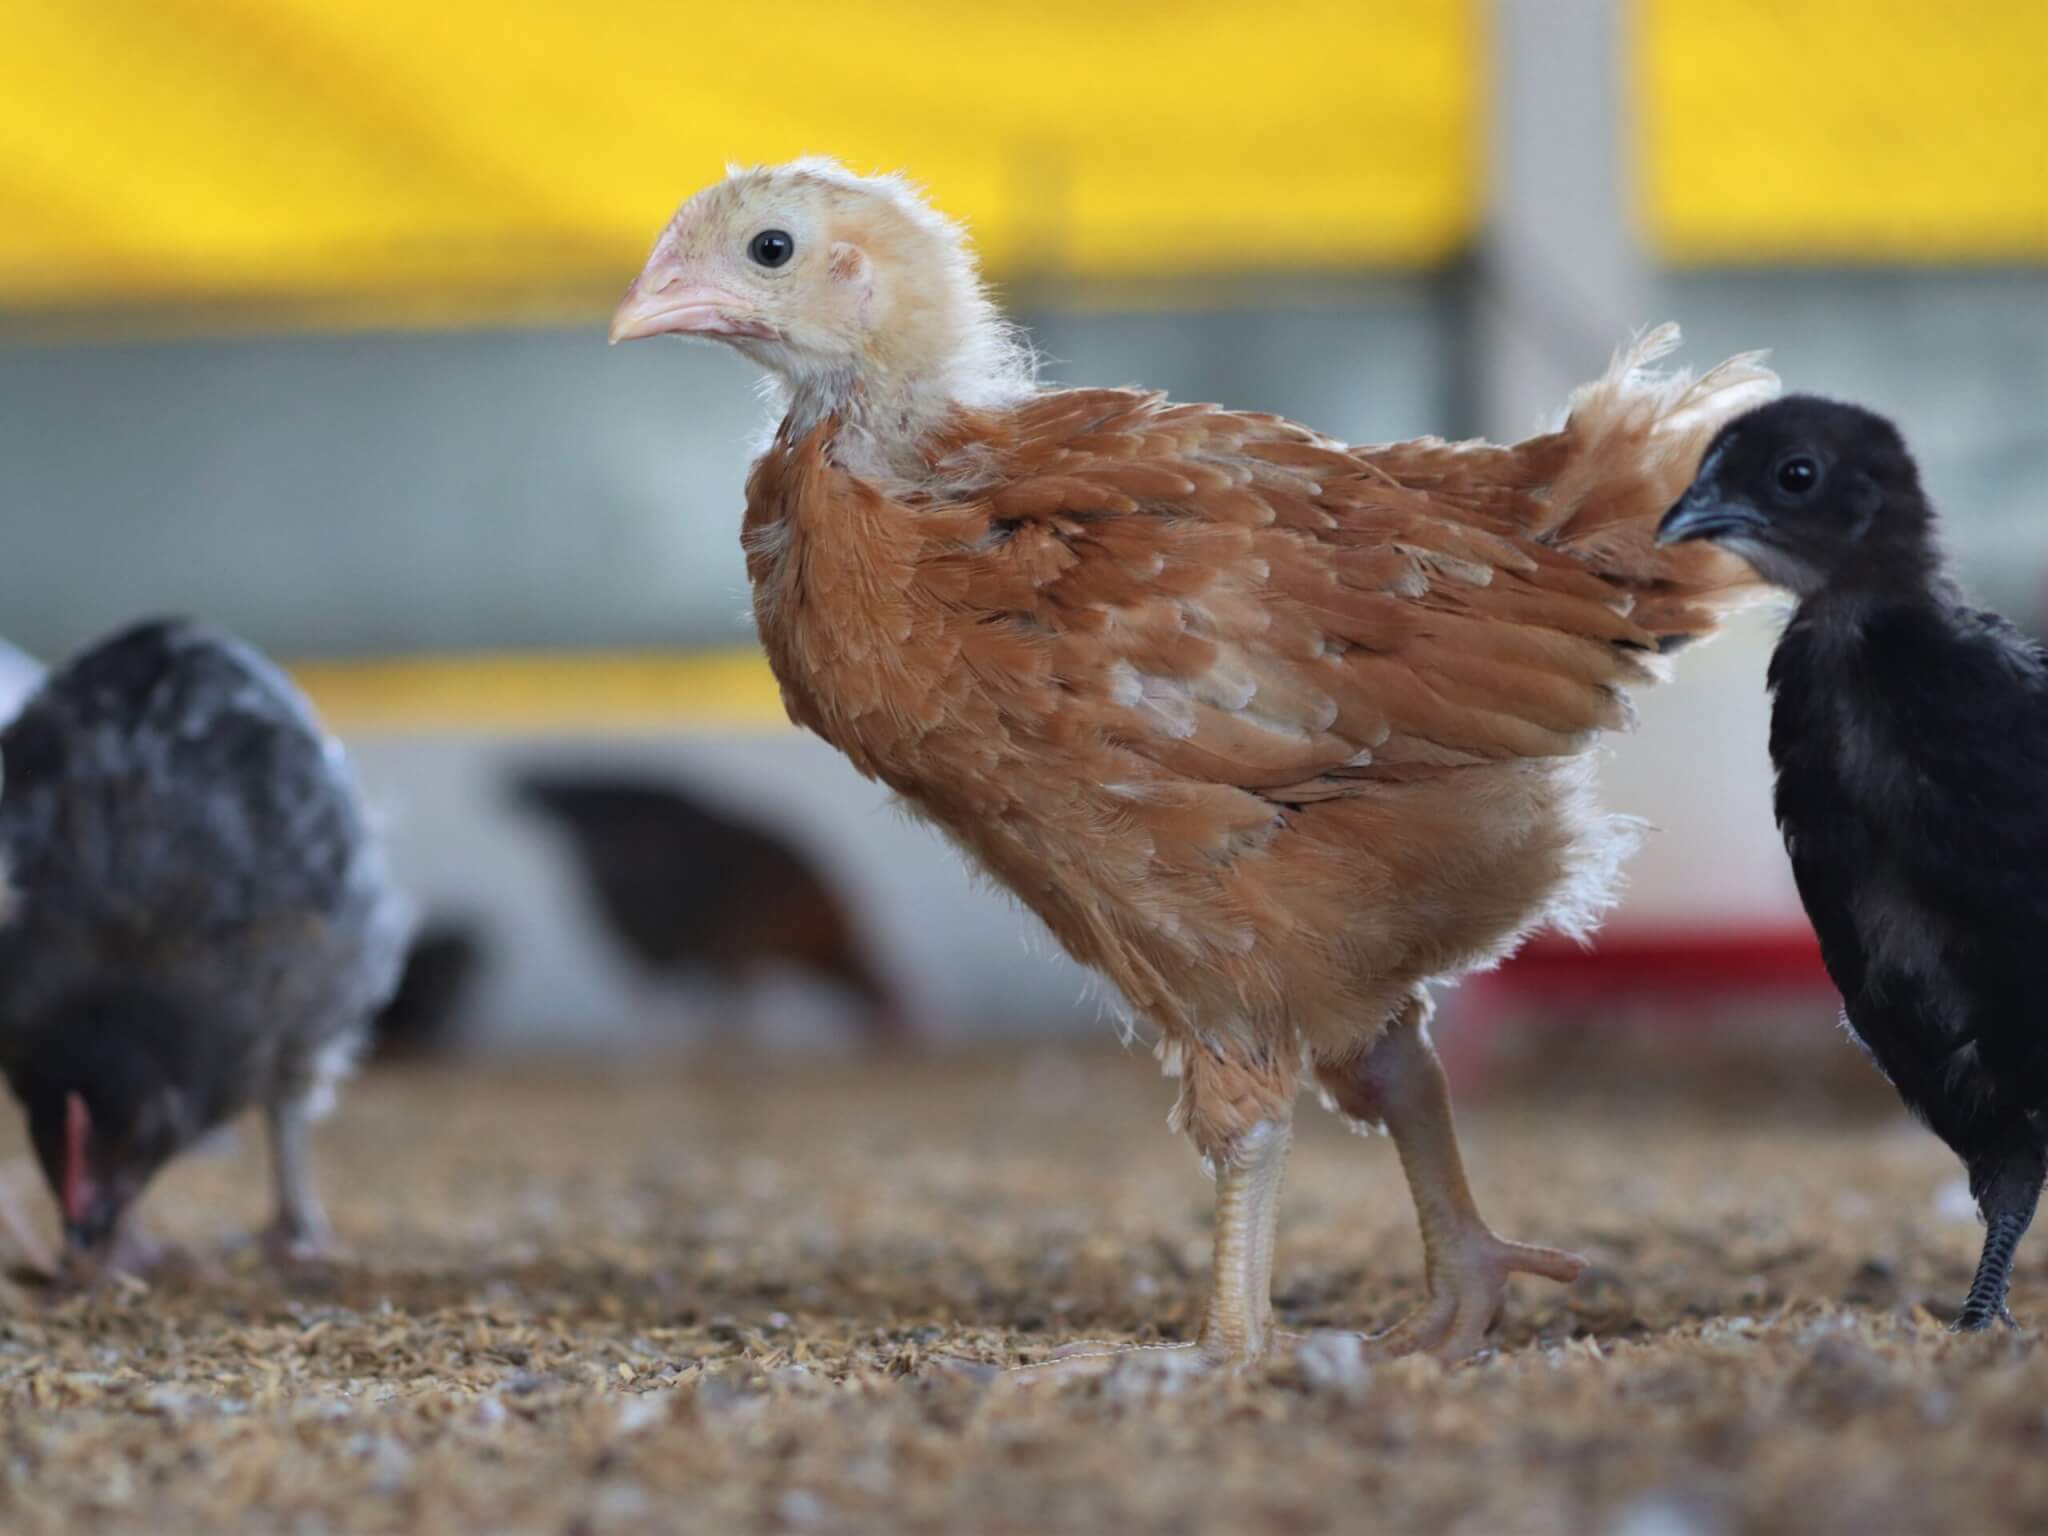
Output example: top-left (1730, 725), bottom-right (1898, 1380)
top-left (610, 159), bottom-right (1032, 438)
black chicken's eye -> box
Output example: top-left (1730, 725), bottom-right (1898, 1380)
top-left (1776, 454), bottom-right (1821, 497)
top-left (747, 229), bottom-right (794, 268)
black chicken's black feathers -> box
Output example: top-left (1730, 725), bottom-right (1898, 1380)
top-left (1662, 396), bottom-right (2048, 1329)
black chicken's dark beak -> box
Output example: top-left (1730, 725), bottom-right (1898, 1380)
top-left (1656, 482), bottom-right (1766, 546)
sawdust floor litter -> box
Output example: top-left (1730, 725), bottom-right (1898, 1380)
top-left (0, 1037), bottom-right (2043, 1536)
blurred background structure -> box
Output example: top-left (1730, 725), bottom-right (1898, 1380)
top-left (1, 0), bottom-right (2043, 1058)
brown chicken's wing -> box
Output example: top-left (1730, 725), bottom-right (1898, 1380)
top-left (924, 391), bottom-right (1663, 805)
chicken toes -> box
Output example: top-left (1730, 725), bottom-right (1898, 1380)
top-left (1344, 1229), bottom-right (1584, 1361)
top-left (1319, 999), bottom-right (1584, 1360)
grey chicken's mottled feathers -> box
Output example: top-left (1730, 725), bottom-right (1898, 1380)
top-left (1, 619), bottom-right (360, 931)
top-left (0, 617), bottom-right (409, 1102)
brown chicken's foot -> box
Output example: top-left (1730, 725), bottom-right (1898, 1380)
top-left (1321, 999), bottom-right (1585, 1361)
top-left (1006, 1116), bottom-right (1294, 1386)
top-left (1006, 1220), bottom-right (1579, 1382)
top-left (1327, 1229), bottom-right (1585, 1362)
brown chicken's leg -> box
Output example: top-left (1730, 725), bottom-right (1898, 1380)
top-left (1199, 1115), bottom-right (1292, 1360)
top-left (1318, 998), bottom-right (1584, 1360)
top-left (1010, 1110), bottom-right (1295, 1383)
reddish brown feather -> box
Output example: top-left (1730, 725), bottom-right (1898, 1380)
top-left (741, 339), bottom-right (1773, 1107)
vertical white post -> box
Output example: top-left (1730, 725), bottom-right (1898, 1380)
top-left (1476, 0), bottom-right (1652, 440)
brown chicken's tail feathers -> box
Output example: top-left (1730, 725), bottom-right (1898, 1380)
top-left (1535, 322), bottom-right (1780, 645)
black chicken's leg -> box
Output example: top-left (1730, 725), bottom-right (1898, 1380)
top-left (1955, 1153), bottom-right (2045, 1332)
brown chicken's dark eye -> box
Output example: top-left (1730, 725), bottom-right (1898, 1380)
top-left (747, 230), bottom-right (795, 268)
top-left (1775, 454), bottom-right (1821, 498)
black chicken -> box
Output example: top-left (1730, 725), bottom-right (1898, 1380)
top-left (0, 619), bottom-right (410, 1267)
top-left (513, 769), bottom-right (911, 1047)
top-left (1660, 395), bottom-right (2048, 1330)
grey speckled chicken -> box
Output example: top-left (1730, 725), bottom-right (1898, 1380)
top-left (0, 618), bottom-right (410, 1267)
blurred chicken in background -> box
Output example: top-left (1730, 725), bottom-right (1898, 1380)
top-left (367, 919), bottom-right (488, 1064)
top-left (0, 619), bottom-right (410, 1271)
top-left (512, 768), bottom-right (914, 1049)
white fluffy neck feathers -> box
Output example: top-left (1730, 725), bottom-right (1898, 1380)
top-left (771, 164), bottom-right (1033, 459)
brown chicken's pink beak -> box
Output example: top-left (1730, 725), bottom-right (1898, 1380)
top-left (608, 269), bottom-right (776, 345)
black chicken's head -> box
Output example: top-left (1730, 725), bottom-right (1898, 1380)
top-left (1656, 395), bottom-right (1933, 594)
top-left (2, 987), bottom-right (206, 1262)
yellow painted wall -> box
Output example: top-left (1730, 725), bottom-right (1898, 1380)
top-left (1637, 0), bottom-right (2048, 263)
top-left (6, 2), bottom-right (2038, 322)
top-left (289, 651), bottom-right (789, 734)
top-left (0, 1), bottom-right (1479, 322)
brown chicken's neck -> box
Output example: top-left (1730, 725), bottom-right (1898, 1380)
top-left (778, 370), bottom-right (960, 486)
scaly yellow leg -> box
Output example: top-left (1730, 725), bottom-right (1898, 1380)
top-left (1010, 1113), bottom-right (1294, 1382)
top-left (1321, 998), bottom-right (1583, 1360)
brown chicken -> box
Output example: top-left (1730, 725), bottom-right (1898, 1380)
top-left (611, 159), bottom-right (1775, 1376)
